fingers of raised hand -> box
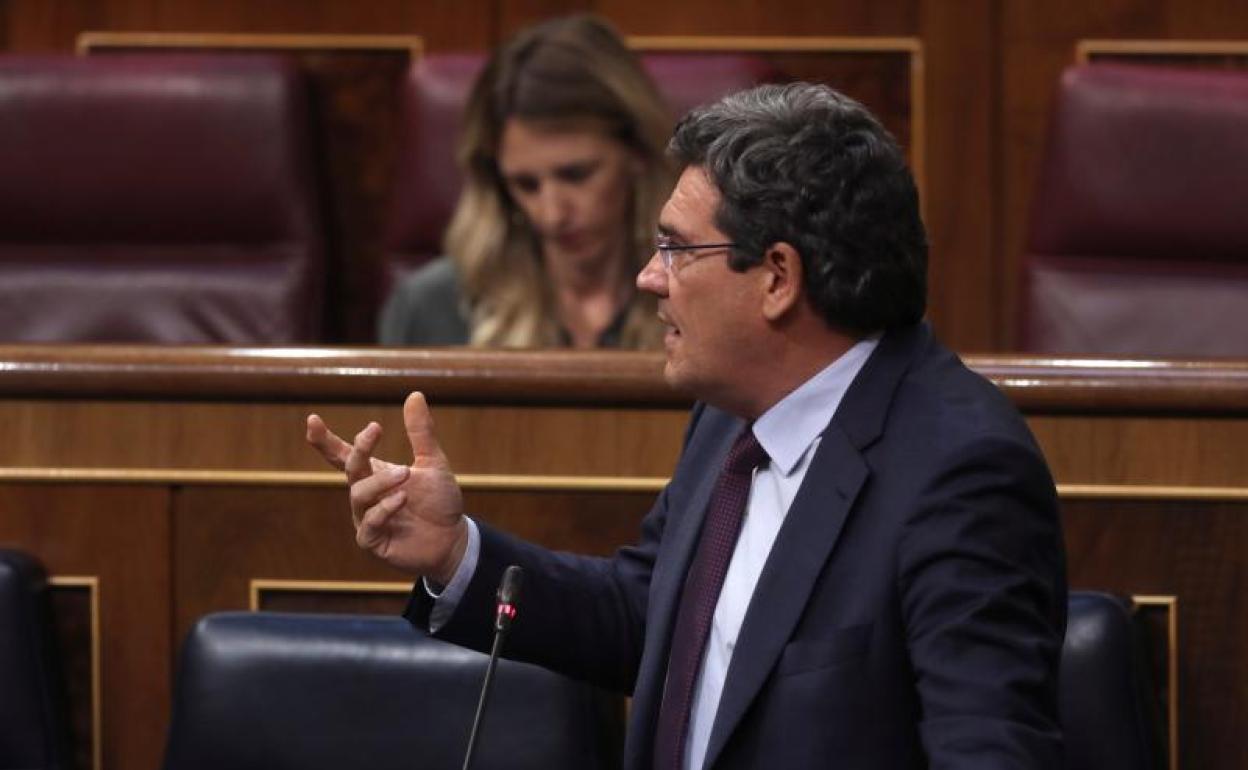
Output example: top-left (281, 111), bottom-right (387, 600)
top-left (370, 456), bottom-right (402, 475)
top-left (402, 392), bottom-right (450, 469)
top-left (306, 414), bottom-right (352, 472)
top-left (348, 464), bottom-right (409, 525)
top-left (356, 486), bottom-right (408, 551)
top-left (345, 422), bottom-right (384, 485)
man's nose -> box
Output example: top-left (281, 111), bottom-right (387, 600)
top-left (636, 250), bottom-right (668, 295)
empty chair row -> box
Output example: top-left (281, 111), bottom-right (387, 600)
top-left (0, 52), bottom-right (769, 345)
top-left (2, 53), bottom-right (1246, 352)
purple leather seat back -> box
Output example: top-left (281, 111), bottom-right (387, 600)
top-left (0, 54), bottom-right (325, 344)
top-left (381, 52), bottom-right (775, 292)
top-left (382, 54), bottom-right (484, 289)
top-left (1020, 64), bottom-right (1248, 356)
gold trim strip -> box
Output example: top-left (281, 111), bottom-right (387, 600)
top-left (49, 576), bottom-right (101, 770)
top-left (1132, 594), bottom-right (1179, 770)
top-left (1058, 484), bottom-right (1248, 501)
top-left (249, 578), bottom-right (412, 611)
top-left (8, 467), bottom-right (1248, 500)
top-left (628, 35), bottom-right (922, 52)
top-left (1077, 38), bottom-right (1248, 63)
top-left (76, 31), bottom-right (424, 56)
top-left (0, 467), bottom-right (671, 491)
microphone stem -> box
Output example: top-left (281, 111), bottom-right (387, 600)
top-left (461, 629), bottom-right (506, 770)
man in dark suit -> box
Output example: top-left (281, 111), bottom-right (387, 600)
top-left (309, 82), bottom-right (1066, 768)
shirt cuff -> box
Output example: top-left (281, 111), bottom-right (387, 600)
top-left (422, 517), bottom-right (480, 633)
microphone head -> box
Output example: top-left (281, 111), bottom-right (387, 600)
top-left (497, 565), bottom-right (524, 605)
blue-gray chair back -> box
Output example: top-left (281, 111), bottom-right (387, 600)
top-left (160, 611), bottom-right (622, 770)
top-left (1062, 591), bottom-right (1166, 770)
top-left (0, 549), bottom-right (71, 770)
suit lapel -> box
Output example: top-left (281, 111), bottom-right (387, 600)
top-left (702, 322), bottom-right (931, 768)
top-left (701, 425), bottom-right (868, 768)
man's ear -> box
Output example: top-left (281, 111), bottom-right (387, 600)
top-left (760, 242), bottom-right (804, 321)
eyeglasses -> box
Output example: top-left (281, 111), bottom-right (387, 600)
top-left (654, 233), bottom-right (738, 272)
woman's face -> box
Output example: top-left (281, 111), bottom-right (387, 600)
top-left (497, 118), bottom-right (637, 272)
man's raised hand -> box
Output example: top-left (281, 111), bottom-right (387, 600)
top-left (306, 392), bottom-right (467, 584)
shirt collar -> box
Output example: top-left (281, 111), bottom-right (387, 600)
top-left (753, 335), bottom-right (881, 475)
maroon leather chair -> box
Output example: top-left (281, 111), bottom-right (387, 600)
top-left (0, 54), bottom-right (326, 344)
top-left (381, 52), bottom-right (775, 293)
top-left (1019, 64), bottom-right (1248, 356)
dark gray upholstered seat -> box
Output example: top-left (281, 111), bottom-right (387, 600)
top-left (0, 549), bottom-right (71, 770)
top-left (160, 611), bottom-right (622, 770)
top-left (159, 592), bottom-right (1163, 770)
top-left (1061, 591), bottom-right (1165, 770)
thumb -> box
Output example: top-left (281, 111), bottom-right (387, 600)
top-left (403, 391), bottom-right (449, 469)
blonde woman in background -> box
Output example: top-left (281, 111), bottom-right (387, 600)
top-left (379, 14), bottom-right (673, 349)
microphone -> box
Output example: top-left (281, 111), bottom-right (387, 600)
top-left (494, 564), bottom-right (523, 633)
top-left (461, 565), bottom-right (524, 770)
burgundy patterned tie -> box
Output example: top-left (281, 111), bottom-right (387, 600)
top-left (653, 425), bottom-right (768, 770)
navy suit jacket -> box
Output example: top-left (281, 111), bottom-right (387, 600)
top-left (408, 322), bottom-right (1067, 768)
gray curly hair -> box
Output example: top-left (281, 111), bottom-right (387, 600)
top-left (669, 82), bottom-right (928, 336)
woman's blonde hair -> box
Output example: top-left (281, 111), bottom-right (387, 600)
top-left (444, 14), bottom-right (673, 349)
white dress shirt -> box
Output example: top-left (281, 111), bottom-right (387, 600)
top-left (429, 336), bottom-right (879, 770)
top-left (682, 336), bottom-right (877, 770)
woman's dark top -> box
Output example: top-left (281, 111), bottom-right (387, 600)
top-left (377, 256), bottom-right (636, 347)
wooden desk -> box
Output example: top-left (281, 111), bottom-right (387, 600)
top-left (1, 346), bottom-right (1245, 770)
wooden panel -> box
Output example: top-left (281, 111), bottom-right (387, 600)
top-left (497, 0), bottom-right (583, 38)
top-left (0, 346), bottom-right (1246, 767)
top-left (2, 0), bottom-right (490, 52)
top-left (150, 0), bottom-right (492, 50)
top-left (917, 0), bottom-right (998, 351)
top-left (0, 347), bottom-right (695, 477)
top-left (1133, 597), bottom-right (1178, 770)
top-left (0, 484), bottom-right (170, 770)
top-left (172, 485), bottom-right (654, 646)
top-left (0, 399), bottom-right (689, 477)
top-left (631, 38), bottom-right (922, 196)
top-left (592, 0), bottom-right (917, 37)
top-left (254, 580), bottom-right (410, 615)
top-left (1064, 496), bottom-right (1248, 770)
top-left (47, 579), bottom-right (98, 770)
top-left (4, 347), bottom-right (1248, 484)
top-left (1033, 415), bottom-right (1248, 487)
top-left (3, 0), bottom-right (144, 52)
top-left (172, 485), bottom-right (407, 645)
